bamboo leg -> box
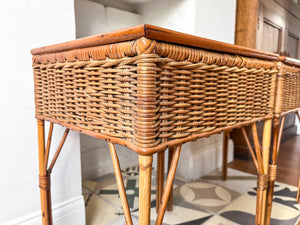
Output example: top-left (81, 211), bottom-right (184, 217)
top-left (108, 143), bottom-right (133, 225)
top-left (156, 151), bottom-right (165, 212)
top-left (261, 119), bottom-right (272, 225)
top-left (297, 176), bottom-right (300, 203)
top-left (265, 179), bottom-right (275, 224)
top-left (167, 146), bottom-right (175, 211)
top-left (222, 131), bottom-right (230, 180)
top-left (265, 116), bottom-right (285, 225)
top-left (46, 185), bottom-right (53, 225)
top-left (37, 120), bottom-right (46, 225)
top-left (296, 111), bottom-right (300, 123)
top-left (156, 146), bottom-right (181, 225)
top-left (37, 120), bottom-right (52, 225)
top-left (43, 123), bottom-right (54, 225)
top-left (296, 113), bottom-right (300, 204)
top-left (241, 126), bottom-right (264, 225)
top-left (256, 173), bottom-right (269, 225)
top-left (251, 124), bottom-right (265, 225)
top-left (241, 120), bottom-right (273, 225)
top-left (37, 120), bottom-right (45, 179)
top-left (256, 187), bottom-right (263, 225)
top-left (38, 124), bottom-right (70, 225)
top-left (139, 155), bottom-right (153, 225)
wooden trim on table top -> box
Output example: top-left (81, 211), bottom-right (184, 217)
top-left (31, 24), bottom-right (279, 61)
top-left (31, 25), bottom-right (146, 56)
top-left (145, 24), bottom-right (278, 60)
top-left (279, 56), bottom-right (300, 67)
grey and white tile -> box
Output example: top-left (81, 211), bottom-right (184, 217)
top-left (83, 166), bottom-right (300, 225)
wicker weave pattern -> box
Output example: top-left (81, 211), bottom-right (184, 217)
top-left (155, 58), bottom-right (276, 142)
top-left (280, 64), bottom-right (300, 113)
top-left (33, 38), bottom-right (277, 151)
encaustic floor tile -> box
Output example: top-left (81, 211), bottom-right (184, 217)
top-left (176, 181), bottom-right (240, 213)
top-left (83, 166), bottom-right (300, 225)
top-left (218, 193), bottom-right (300, 225)
top-left (84, 191), bottom-right (122, 225)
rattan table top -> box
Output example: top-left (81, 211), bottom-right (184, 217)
top-left (31, 24), bottom-right (278, 60)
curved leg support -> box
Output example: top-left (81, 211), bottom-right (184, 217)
top-left (167, 146), bottom-right (175, 211)
top-left (155, 145), bottom-right (181, 225)
top-left (108, 143), bottom-right (133, 225)
top-left (222, 131), bottom-right (230, 180)
top-left (156, 151), bottom-right (165, 212)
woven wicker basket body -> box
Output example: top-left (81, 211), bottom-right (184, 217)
top-left (276, 61), bottom-right (300, 115)
top-left (33, 38), bottom-right (277, 155)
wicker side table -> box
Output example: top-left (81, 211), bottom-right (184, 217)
top-left (31, 24), bottom-right (279, 225)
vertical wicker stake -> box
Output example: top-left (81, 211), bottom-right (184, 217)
top-left (222, 131), bottom-right (230, 180)
top-left (139, 155), bottom-right (153, 225)
top-left (156, 151), bottom-right (165, 212)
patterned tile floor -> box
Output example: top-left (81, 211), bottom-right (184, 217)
top-left (83, 167), bottom-right (300, 225)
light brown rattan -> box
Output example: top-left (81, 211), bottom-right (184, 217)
top-left (32, 38), bottom-right (277, 155)
top-left (264, 59), bottom-right (300, 225)
top-left (276, 62), bottom-right (300, 114)
top-left (297, 175), bottom-right (300, 203)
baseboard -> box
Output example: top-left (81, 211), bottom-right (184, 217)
top-left (3, 196), bottom-right (85, 225)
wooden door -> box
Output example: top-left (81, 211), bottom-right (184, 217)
top-left (257, 0), bottom-right (300, 57)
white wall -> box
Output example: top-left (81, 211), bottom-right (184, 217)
top-left (138, 0), bottom-right (196, 35)
top-left (195, 0), bottom-right (237, 43)
top-left (138, 0), bottom-right (236, 43)
top-left (179, 135), bottom-right (234, 180)
top-left (75, 0), bottom-right (142, 38)
top-left (0, 1), bottom-right (85, 224)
